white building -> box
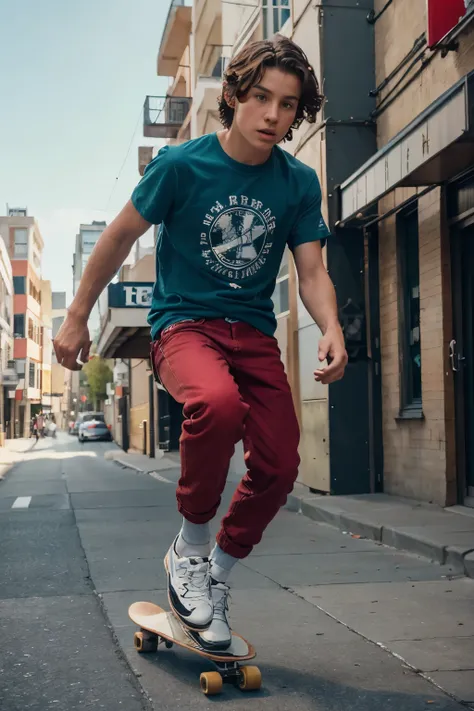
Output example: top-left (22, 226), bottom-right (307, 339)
top-left (0, 231), bottom-right (14, 443)
top-left (72, 221), bottom-right (107, 342)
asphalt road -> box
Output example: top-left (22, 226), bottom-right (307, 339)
top-left (0, 432), bottom-right (471, 710)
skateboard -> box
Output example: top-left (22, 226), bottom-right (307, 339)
top-left (128, 601), bottom-right (261, 696)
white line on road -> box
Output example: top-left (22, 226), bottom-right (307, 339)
top-left (12, 496), bottom-right (32, 509)
top-left (149, 472), bottom-right (173, 484)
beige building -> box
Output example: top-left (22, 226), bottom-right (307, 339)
top-left (51, 291), bottom-right (68, 428)
top-left (40, 279), bottom-right (53, 413)
top-left (0, 231), bottom-right (14, 443)
top-left (97, 247), bottom-right (157, 453)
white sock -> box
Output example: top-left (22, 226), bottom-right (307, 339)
top-left (209, 544), bottom-right (239, 583)
top-left (175, 518), bottom-right (211, 558)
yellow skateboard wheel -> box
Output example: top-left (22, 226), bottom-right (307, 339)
top-left (200, 671), bottom-right (223, 695)
top-left (239, 666), bottom-right (262, 691)
top-left (134, 630), bottom-right (158, 653)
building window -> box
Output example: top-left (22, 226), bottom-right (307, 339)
top-left (28, 318), bottom-right (34, 341)
top-left (262, 0), bottom-right (291, 38)
top-left (13, 276), bottom-right (26, 294)
top-left (16, 359), bottom-right (26, 376)
top-left (13, 228), bottom-right (28, 258)
top-left (29, 362), bottom-right (35, 389)
top-left (13, 314), bottom-right (25, 338)
top-left (397, 206), bottom-right (422, 414)
top-left (29, 280), bottom-right (41, 304)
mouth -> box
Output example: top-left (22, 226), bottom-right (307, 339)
top-left (257, 129), bottom-right (277, 139)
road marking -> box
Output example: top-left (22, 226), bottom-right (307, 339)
top-left (149, 472), bottom-right (173, 484)
top-left (12, 496), bottom-right (32, 509)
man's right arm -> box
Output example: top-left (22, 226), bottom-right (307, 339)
top-left (54, 200), bottom-right (151, 371)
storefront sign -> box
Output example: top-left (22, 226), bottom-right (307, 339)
top-left (108, 282), bottom-right (154, 308)
top-left (427, 0), bottom-right (473, 47)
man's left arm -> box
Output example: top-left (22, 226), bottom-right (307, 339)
top-left (293, 241), bottom-right (348, 384)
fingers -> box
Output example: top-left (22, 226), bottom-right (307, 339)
top-left (53, 342), bottom-right (84, 372)
top-left (318, 343), bottom-right (328, 363)
top-left (81, 340), bottom-right (92, 363)
top-left (314, 353), bottom-right (348, 384)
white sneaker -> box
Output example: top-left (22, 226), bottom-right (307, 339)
top-left (196, 581), bottom-right (232, 651)
top-left (164, 536), bottom-right (213, 630)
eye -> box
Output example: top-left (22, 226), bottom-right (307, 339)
top-left (283, 102), bottom-right (295, 110)
top-left (255, 94), bottom-right (266, 102)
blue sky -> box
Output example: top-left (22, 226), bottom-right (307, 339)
top-left (0, 0), bottom-right (170, 302)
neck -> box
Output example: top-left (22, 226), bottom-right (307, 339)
top-left (217, 128), bottom-right (272, 166)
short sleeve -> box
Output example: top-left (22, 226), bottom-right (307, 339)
top-left (131, 145), bottom-right (177, 225)
top-left (288, 174), bottom-right (331, 252)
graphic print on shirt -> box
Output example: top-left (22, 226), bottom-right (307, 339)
top-left (200, 194), bottom-right (276, 282)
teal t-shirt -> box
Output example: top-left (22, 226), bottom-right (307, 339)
top-left (131, 132), bottom-right (330, 340)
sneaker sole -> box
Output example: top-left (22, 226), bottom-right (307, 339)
top-left (164, 552), bottom-right (213, 632)
top-left (192, 632), bottom-right (232, 652)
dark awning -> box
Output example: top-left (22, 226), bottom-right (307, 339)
top-left (96, 282), bottom-right (153, 359)
top-left (338, 70), bottom-right (474, 224)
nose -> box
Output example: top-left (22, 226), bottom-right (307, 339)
top-left (264, 101), bottom-right (279, 124)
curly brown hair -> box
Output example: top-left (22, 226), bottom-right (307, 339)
top-left (218, 35), bottom-right (324, 142)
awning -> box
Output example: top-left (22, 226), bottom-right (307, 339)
top-left (96, 282), bottom-right (154, 359)
top-left (338, 70), bottom-right (474, 224)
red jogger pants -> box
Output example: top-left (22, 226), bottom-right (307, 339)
top-left (151, 318), bottom-right (300, 559)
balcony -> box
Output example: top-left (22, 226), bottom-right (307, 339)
top-left (157, 0), bottom-right (192, 77)
top-left (143, 95), bottom-right (192, 139)
top-left (194, 54), bottom-right (229, 135)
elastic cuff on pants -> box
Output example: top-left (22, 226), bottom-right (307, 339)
top-left (177, 501), bottom-right (217, 526)
top-left (216, 530), bottom-right (252, 560)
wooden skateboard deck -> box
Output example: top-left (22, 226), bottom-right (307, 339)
top-left (128, 601), bottom-right (261, 695)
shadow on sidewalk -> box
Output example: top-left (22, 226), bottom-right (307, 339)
top-left (133, 652), bottom-right (461, 709)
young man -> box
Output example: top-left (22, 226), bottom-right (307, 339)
top-left (54, 35), bottom-right (347, 652)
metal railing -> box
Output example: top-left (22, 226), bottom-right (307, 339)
top-left (143, 96), bottom-right (192, 138)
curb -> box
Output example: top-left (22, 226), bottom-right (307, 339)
top-left (112, 457), bottom-right (146, 473)
top-left (105, 457), bottom-right (474, 580)
top-left (0, 464), bottom-right (12, 481)
top-left (286, 491), bottom-right (474, 579)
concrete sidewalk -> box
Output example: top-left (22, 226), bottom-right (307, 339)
top-left (79, 449), bottom-right (474, 707)
top-left (287, 486), bottom-right (474, 580)
top-left (104, 447), bottom-right (180, 474)
top-left (0, 438), bottom-right (36, 478)
top-left (108, 447), bottom-right (474, 580)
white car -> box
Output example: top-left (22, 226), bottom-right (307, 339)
top-left (78, 413), bottom-right (112, 443)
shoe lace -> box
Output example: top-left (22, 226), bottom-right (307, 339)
top-left (213, 584), bottom-right (230, 622)
top-left (177, 559), bottom-right (210, 601)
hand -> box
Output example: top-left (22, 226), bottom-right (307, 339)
top-left (53, 315), bottom-right (91, 371)
top-left (314, 326), bottom-right (348, 384)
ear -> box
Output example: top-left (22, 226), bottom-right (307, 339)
top-left (222, 83), bottom-right (235, 108)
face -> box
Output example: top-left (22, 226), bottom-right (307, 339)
top-left (229, 67), bottom-right (302, 151)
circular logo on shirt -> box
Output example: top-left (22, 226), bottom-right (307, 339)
top-left (208, 208), bottom-right (267, 269)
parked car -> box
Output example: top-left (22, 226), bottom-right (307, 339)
top-left (78, 413), bottom-right (112, 443)
top-left (71, 416), bottom-right (84, 436)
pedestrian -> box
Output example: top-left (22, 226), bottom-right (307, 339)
top-left (36, 413), bottom-right (45, 438)
top-left (54, 35), bottom-right (347, 652)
